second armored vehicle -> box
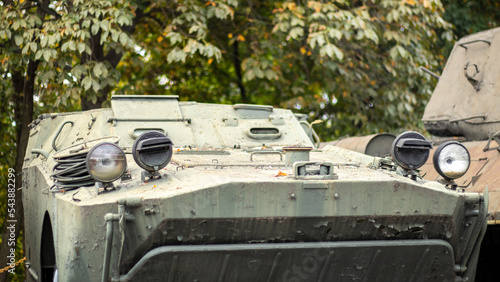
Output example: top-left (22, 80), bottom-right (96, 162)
top-left (419, 27), bottom-right (500, 281)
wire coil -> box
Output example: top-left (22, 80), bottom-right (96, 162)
top-left (52, 151), bottom-right (94, 191)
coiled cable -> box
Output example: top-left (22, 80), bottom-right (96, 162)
top-left (51, 151), bottom-right (94, 191)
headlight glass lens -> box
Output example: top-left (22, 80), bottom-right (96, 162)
top-left (86, 143), bottom-right (127, 182)
top-left (433, 142), bottom-right (470, 180)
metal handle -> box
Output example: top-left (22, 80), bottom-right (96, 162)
top-left (52, 121), bottom-right (74, 152)
top-left (311, 128), bottom-right (321, 149)
top-left (459, 39), bottom-right (491, 50)
top-left (107, 117), bottom-right (191, 125)
top-left (299, 121), bottom-right (321, 148)
top-left (450, 114), bottom-right (487, 123)
top-left (31, 149), bottom-right (49, 159)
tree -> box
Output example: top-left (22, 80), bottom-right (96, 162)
top-left (442, 0), bottom-right (500, 39)
top-left (0, 1), bottom-right (453, 281)
top-left (438, 0), bottom-right (500, 61)
top-left (0, 54), bottom-right (23, 282)
top-left (116, 0), bottom-right (453, 139)
top-left (0, 1), bottom-right (147, 281)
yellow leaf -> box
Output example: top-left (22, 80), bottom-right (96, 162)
top-left (300, 47), bottom-right (306, 55)
top-left (157, 36), bottom-right (163, 43)
top-left (274, 170), bottom-right (287, 177)
top-left (208, 58), bottom-right (214, 65)
top-left (237, 34), bottom-right (245, 41)
top-left (406, 0), bottom-right (416, 6)
top-left (228, 33), bottom-right (233, 39)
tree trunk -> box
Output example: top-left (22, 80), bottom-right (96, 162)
top-left (80, 5), bottom-right (146, 111)
top-left (0, 60), bottom-right (37, 282)
top-left (81, 89), bottom-right (110, 110)
top-left (232, 40), bottom-right (248, 103)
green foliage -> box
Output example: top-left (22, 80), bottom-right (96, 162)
top-left (116, 0), bottom-right (453, 140)
top-left (442, 0), bottom-right (500, 38)
top-left (0, 0), bottom-right (136, 110)
top-left (439, 0), bottom-right (500, 62)
top-left (0, 1), bottom-right (139, 280)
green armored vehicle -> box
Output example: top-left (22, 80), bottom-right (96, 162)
top-left (23, 95), bottom-right (487, 281)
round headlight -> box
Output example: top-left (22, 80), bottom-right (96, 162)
top-left (86, 142), bottom-right (127, 182)
top-left (391, 131), bottom-right (432, 170)
top-left (433, 141), bottom-right (470, 180)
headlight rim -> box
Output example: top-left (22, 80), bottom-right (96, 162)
top-left (432, 141), bottom-right (471, 180)
top-left (85, 142), bottom-right (127, 183)
top-left (391, 131), bottom-right (432, 170)
top-left (132, 131), bottom-right (173, 172)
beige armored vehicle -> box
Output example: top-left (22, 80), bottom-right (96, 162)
top-left (418, 27), bottom-right (500, 281)
top-left (332, 27), bottom-right (500, 281)
top-left (23, 95), bottom-right (487, 281)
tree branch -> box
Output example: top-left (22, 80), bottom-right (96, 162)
top-left (28, 0), bottom-right (61, 19)
top-left (232, 40), bottom-right (247, 103)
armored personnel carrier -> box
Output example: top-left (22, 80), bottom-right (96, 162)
top-left (418, 27), bottom-right (500, 281)
top-left (23, 95), bottom-right (487, 281)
